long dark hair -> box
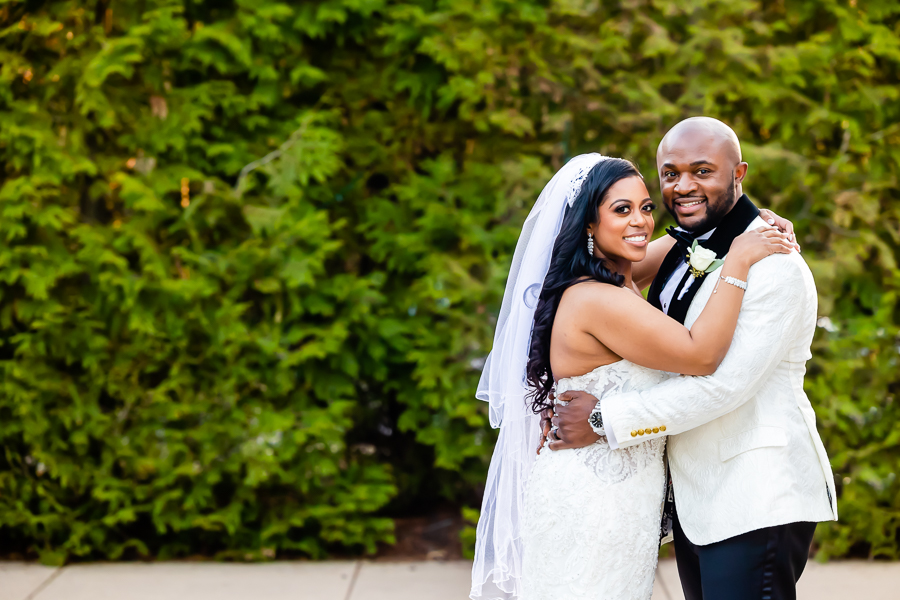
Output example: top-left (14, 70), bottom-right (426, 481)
top-left (525, 158), bottom-right (641, 413)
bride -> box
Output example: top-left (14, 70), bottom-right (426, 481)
top-left (470, 154), bottom-right (794, 600)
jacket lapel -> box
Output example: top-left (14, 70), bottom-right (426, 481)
top-left (666, 195), bottom-right (760, 324)
top-left (647, 242), bottom-right (689, 310)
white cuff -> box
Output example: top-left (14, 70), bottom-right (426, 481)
top-left (601, 397), bottom-right (619, 449)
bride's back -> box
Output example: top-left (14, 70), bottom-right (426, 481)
top-left (550, 279), bottom-right (624, 380)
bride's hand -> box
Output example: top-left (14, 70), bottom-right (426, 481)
top-left (729, 226), bottom-right (796, 268)
top-left (758, 208), bottom-right (800, 251)
top-left (538, 406), bottom-right (554, 454)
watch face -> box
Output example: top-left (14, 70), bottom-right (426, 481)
top-left (590, 413), bottom-right (602, 428)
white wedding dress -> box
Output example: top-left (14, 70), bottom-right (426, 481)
top-left (521, 360), bottom-right (671, 600)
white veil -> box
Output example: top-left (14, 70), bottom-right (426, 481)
top-left (470, 154), bottom-right (610, 599)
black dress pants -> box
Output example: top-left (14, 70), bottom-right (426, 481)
top-left (673, 508), bottom-right (817, 600)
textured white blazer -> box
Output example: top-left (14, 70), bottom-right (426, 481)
top-left (602, 216), bottom-right (838, 545)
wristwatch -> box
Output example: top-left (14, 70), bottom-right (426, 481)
top-left (589, 403), bottom-right (606, 436)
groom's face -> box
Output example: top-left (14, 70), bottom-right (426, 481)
top-left (657, 134), bottom-right (747, 234)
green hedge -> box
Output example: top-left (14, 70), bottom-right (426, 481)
top-left (0, 0), bottom-right (897, 563)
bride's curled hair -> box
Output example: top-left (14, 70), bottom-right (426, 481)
top-left (525, 158), bottom-right (641, 413)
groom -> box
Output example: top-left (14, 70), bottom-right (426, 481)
top-left (545, 117), bottom-right (837, 600)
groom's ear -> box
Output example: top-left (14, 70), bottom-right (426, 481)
top-left (734, 162), bottom-right (749, 183)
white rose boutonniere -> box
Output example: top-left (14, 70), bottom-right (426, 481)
top-left (686, 240), bottom-right (724, 279)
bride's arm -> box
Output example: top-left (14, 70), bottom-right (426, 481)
top-left (632, 209), bottom-right (796, 291)
top-left (632, 236), bottom-right (676, 291)
top-left (577, 227), bottom-right (793, 376)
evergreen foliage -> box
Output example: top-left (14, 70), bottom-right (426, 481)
top-left (0, 0), bottom-right (897, 562)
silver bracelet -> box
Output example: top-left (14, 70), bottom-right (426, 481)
top-left (713, 275), bottom-right (748, 294)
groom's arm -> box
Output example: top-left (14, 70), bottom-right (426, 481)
top-left (599, 253), bottom-right (813, 449)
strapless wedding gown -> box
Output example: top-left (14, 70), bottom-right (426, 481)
top-left (521, 360), bottom-right (671, 600)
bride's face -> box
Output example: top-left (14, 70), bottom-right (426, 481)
top-left (587, 176), bottom-right (656, 264)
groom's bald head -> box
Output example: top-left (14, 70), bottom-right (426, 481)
top-left (656, 117), bottom-right (749, 233)
top-left (658, 117), bottom-right (743, 164)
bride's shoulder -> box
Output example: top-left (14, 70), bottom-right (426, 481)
top-left (561, 280), bottom-right (641, 310)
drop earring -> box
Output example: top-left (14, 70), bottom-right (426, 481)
top-left (587, 233), bottom-right (594, 256)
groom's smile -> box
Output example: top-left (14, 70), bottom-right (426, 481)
top-left (672, 195), bottom-right (707, 217)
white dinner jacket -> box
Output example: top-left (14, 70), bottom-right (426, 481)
top-left (602, 216), bottom-right (838, 545)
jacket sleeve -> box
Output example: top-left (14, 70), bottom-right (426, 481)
top-left (601, 254), bottom-right (810, 449)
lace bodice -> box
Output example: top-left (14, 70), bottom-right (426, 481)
top-left (556, 359), bottom-right (671, 399)
top-left (554, 360), bottom-right (671, 485)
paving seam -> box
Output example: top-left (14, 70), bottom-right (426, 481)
top-left (654, 566), bottom-right (673, 600)
top-left (342, 560), bottom-right (363, 600)
top-left (23, 566), bottom-right (64, 600)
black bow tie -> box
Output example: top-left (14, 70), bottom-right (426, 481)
top-left (666, 226), bottom-right (696, 250)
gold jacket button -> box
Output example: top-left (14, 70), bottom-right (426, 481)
top-left (630, 430), bottom-right (638, 438)
top-left (637, 429), bottom-right (645, 436)
top-left (652, 427), bottom-right (660, 434)
top-left (660, 425), bottom-right (667, 432)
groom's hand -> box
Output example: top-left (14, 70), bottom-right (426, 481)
top-left (548, 390), bottom-right (601, 451)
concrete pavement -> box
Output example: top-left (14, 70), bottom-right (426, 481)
top-left (1, 558), bottom-right (897, 599)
